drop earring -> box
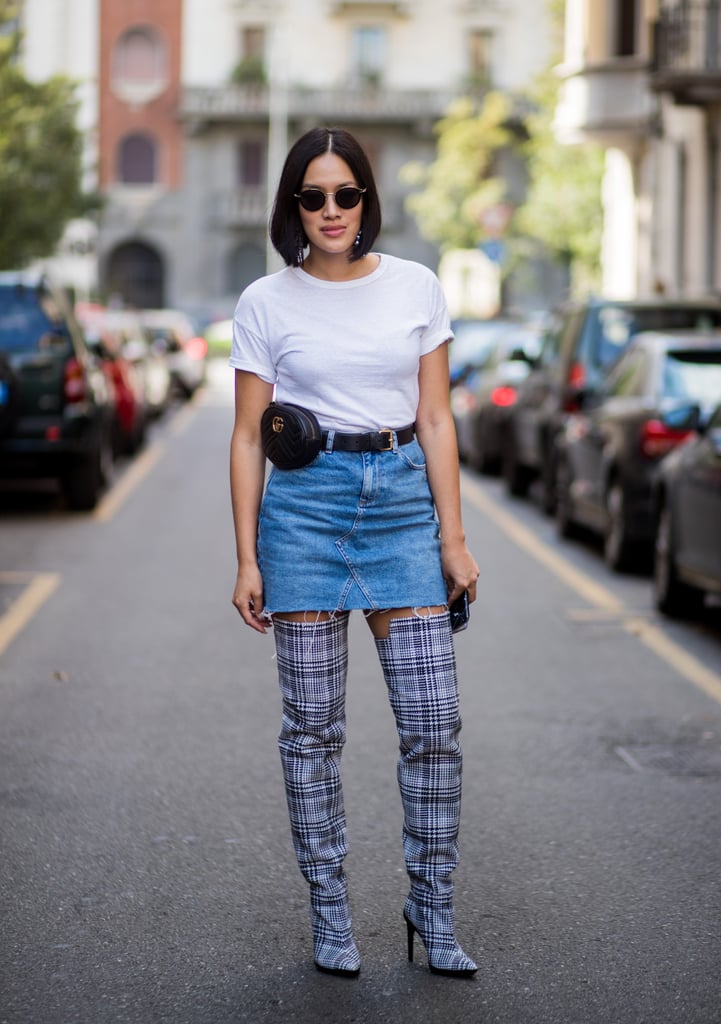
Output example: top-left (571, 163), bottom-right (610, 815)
top-left (296, 233), bottom-right (306, 266)
top-left (354, 229), bottom-right (363, 249)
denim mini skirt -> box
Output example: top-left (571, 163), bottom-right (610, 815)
top-left (257, 437), bottom-right (447, 613)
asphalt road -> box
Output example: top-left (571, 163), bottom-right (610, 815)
top-left (1, 362), bottom-right (720, 1024)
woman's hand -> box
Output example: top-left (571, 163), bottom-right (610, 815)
top-left (232, 562), bottom-right (271, 633)
top-left (441, 538), bottom-right (480, 606)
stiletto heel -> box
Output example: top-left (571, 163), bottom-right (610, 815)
top-left (403, 899), bottom-right (477, 978)
top-left (405, 912), bottom-right (415, 962)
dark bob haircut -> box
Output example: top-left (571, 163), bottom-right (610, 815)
top-left (269, 127), bottom-right (382, 266)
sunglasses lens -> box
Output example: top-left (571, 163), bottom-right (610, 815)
top-left (336, 187), bottom-right (363, 209)
top-left (298, 190), bottom-right (325, 212)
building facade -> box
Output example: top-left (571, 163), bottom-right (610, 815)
top-left (20, 0), bottom-right (553, 319)
top-left (555, 0), bottom-right (721, 300)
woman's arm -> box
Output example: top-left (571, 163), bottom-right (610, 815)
top-left (230, 369), bottom-right (275, 632)
top-left (415, 343), bottom-right (479, 605)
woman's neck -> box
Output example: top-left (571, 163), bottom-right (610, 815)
top-left (301, 251), bottom-right (380, 282)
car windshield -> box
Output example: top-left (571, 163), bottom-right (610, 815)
top-left (450, 321), bottom-right (509, 364)
top-left (663, 351), bottom-right (721, 405)
top-left (594, 305), bottom-right (721, 369)
top-left (0, 285), bottom-right (68, 353)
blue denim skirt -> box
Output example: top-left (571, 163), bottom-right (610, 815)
top-left (257, 438), bottom-right (447, 613)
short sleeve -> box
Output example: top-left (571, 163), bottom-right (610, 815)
top-left (228, 294), bottom-right (277, 383)
top-left (419, 270), bottom-right (453, 356)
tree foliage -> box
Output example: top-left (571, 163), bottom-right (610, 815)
top-left (400, 0), bottom-right (605, 292)
top-left (0, 3), bottom-right (91, 269)
top-left (514, 69), bottom-right (605, 293)
top-left (400, 92), bottom-right (513, 252)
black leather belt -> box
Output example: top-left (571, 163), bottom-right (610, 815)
top-left (321, 424), bottom-right (415, 452)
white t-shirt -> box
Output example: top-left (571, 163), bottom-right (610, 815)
top-left (229, 253), bottom-right (452, 433)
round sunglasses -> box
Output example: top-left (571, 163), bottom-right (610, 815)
top-left (294, 186), bottom-right (366, 212)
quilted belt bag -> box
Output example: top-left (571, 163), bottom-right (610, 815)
top-left (260, 402), bottom-right (322, 470)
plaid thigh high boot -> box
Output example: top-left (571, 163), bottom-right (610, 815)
top-left (273, 615), bottom-right (360, 977)
top-left (374, 612), bottom-right (477, 976)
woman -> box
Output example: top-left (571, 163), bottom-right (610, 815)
top-left (230, 126), bottom-right (479, 978)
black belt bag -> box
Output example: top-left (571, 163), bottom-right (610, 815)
top-left (260, 402), bottom-right (323, 470)
top-left (260, 402), bottom-right (415, 470)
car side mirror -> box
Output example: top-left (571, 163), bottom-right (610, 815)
top-left (660, 400), bottom-right (701, 432)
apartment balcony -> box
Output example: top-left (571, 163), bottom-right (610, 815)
top-left (210, 188), bottom-right (269, 229)
top-left (554, 59), bottom-right (656, 146)
top-left (652, 1), bottom-right (721, 103)
top-left (326, 0), bottom-right (412, 12)
top-left (180, 83), bottom-right (457, 129)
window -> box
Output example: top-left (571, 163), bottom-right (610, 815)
top-left (614, 0), bottom-right (638, 57)
top-left (607, 349), bottom-right (647, 397)
top-left (232, 26), bottom-right (266, 83)
top-left (242, 26), bottom-right (265, 60)
top-left (117, 134), bottom-right (157, 185)
top-left (112, 26), bottom-right (167, 102)
top-left (352, 26), bottom-right (386, 85)
top-left (468, 28), bottom-right (493, 85)
top-left (237, 140), bottom-right (264, 187)
top-left (662, 352), bottom-right (721, 404)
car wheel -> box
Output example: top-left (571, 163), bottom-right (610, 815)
top-left (604, 481), bottom-right (633, 571)
top-left (125, 414), bottom-right (147, 456)
top-left (62, 429), bottom-right (113, 511)
top-left (470, 420), bottom-right (492, 475)
top-left (653, 503), bottom-right (705, 617)
top-left (540, 444), bottom-right (557, 516)
top-left (555, 457), bottom-right (579, 539)
top-left (0, 354), bottom-right (19, 438)
top-left (502, 432), bottom-right (532, 497)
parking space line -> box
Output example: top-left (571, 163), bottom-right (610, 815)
top-left (93, 442), bottom-right (165, 523)
top-left (461, 473), bottom-right (721, 708)
top-left (93, 396), bottom-right (204, 524)
top-left (0, 572), bottom-right (61, 657)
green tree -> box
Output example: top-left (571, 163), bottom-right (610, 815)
top-left (0, 3), bottom-right (92, 269)
top-left (400, 0), bottom-right (605, 294)
top-left (515, 69), bottom-right (605, 294)
top-left (400, 92), bottom-right (514, 252)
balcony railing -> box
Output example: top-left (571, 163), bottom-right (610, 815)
top-left (653, 1), bottom-right (721, 99)
top-left (326, 0), bottom-right (412, 13)
top-left (180, 84), bottom-right (459, 125)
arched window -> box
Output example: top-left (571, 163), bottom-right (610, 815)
top-left (106, 241), bottom-right (165, 309)
top-left (117, 133), bottom-right (157, 185)
top-left (112, 25), bottom-right (167, 103)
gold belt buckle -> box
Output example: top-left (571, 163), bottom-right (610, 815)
top-left (378, 429), bottom-right (393, 451)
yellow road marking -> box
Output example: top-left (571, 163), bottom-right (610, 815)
top-left (93, 442), bottom-right (164, 522)
top-left (93, 395), bottom-right (204, 523)
top-left (0, 572), bottom-right (60, 656)
top-left (461, 473), bottom-right (721, 708)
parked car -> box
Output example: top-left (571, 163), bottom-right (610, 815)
top-left (78, 305), bottom-right (172, 421)
top-left (449, 318), bottom-right (521, 389)
top-left (554, 331), bottom-right (721, 570)
top-left (453, 323), bottom-right (541, 472)
top-left (104, 309), bottom-right (172, 418)
top-left (0, 270), bottom-right (113, 510)
top-left (653, 399), bottom-right (721, 616)
top-left (78, 319), bottom-right (148, 457)
top-left (138, 309), bottom-right (208, 398)
top-left (501, 297), bottom-right (721, 512)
